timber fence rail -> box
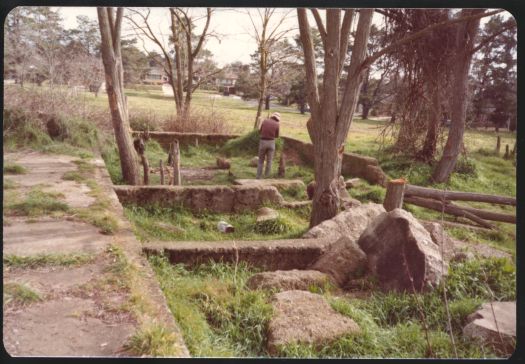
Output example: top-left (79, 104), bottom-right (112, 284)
top-left (383, 180), bottom-right (516, 229)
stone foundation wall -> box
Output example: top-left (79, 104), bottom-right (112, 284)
top-left (143, 238), bottom-right (332, 271)
top-left (132, 131), bottom-right (240, 149)
top-left (133, 131), bottom-right (387, 186)
top-left (113, 185), bottom-right (284, 213)
top-left (281, 136), bottom-right (387, 186)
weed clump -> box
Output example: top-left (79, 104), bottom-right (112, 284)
top-left (3, 253), bottom-right (95, 268)
top-left (453, 157), bottom-right (478, 178)
top-left (3, 163), bottom-right (26, 174)
top-left (3, 283), bottom-right (42, 306)
top-left (254, 217), bottom-right (291, 235)
top-left (125, 324), bottom-right (185, 356)
top-left (6, 189), bottom-right (69, 216)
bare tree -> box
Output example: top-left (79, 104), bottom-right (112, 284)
top-left (126, 7), bottom-right (217, 118)
top-left (299, 8), bottom-right (503, 227)
top-left (97, 7), bottom-right (141, 185)
top-left (298, 8), bottom-right (372, 227)
top-left (246, 8), bottom-right (294, 128)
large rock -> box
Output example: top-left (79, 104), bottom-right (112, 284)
top-left (246, 270), bottom-right (334, 292)
top-left (256, 207), bottom-right (279, 223)
top-left (463, 301), bottom-right (516, 356)
top-left (267, 290), bottom-right (360, 355)
top-left (302, 203), bottom-right (386, 241)
top-left (421, 221), bottom-right (455, 261)
top-left (357, 208), bottom-right (445, 292)
top-left (216, 157), bottom-right (231, 169)
top-left (310, 236), bottom-right (368, 287)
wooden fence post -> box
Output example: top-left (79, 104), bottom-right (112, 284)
top-left (383, 178), bottom-right (406, 212)
top-left (172, 140), bottom-right (181, 185)
top-left (133, 137), bottom-right (149, 185)
top-left (496, 136), bottom-right (501, 154)
top-left (160, 159), bottom-right (164, 185)
top-left (504, 144), bottom-right (510, 160)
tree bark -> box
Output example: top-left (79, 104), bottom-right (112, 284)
top-left (419, 79), bottom-right (442, 162)
top-left (298, 8), bottom-right (373, 228)
top-left (265, 94), bottom-right (271, 110)
top-left (432, 9), bottom-right (483, 182)
top-left (97, 7), bottom-right (140, 185)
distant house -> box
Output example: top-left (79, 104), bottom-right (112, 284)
top-left (142, 67), bottom-right (168, 85)
top-left (215, 71), bottom-right (238, 95)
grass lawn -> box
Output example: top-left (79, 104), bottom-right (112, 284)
top-left (146, 255), bottom-right (514, 358)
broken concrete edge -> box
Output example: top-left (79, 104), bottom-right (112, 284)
top-left (142, 238), bottom-right (333, 271)
top-left (112, 184), bottom-right (285, 213)
top-left (91, 155), bottom-right (191, 357)
top-left (135, 130), bottom-right (388, 186)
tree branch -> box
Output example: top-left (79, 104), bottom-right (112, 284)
top-left (192, 8), bottom-right (212, 58)
top-left (338, 9), bottom-right (354, 76)
top-left (360, 9), bottom-right (504, 73)
top-left (311, 9), bottom-right (327, 47)
top-left (297, 8), bottom-right (321, 135)
top-left (469, 23), bottom-right (516, 55)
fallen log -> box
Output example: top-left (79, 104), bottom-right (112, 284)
top-left (421, 219), bottom-right (493, 233)
top-left (404, 184), bottom-right (516, 206)
top-left (403, 196), bottom-right (495, 230)
top-left (456, 204), bottom-right (516, 224)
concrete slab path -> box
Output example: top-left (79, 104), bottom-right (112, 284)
top-left (3, 150), bottom-right (189, 358)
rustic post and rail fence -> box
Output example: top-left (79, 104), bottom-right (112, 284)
top-left (383, 179), bottom-right (515, 229)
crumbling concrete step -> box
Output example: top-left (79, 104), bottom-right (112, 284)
top-left (233, 178), bottom-right (305, 190)
top-left (143, 238), bottom-right (332, 271)
top-left (3, 220), bottom-right (113, 256)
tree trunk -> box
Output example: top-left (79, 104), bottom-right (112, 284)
top-left (254, 69), bottom-right (267, 129)
top-left (419, 84), bottom-right (442, 162)
top-left (265, 94), bottom-right (270, 110)
top-left (361, 103), bottom-right (371, 120)
top-left (432, 10), bottom-right (482, 183)
top-left (97, 7), bottom-right (140, 185)
top-left (298, 8), bottom-right (373, 228)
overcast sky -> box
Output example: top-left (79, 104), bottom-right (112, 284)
top-left (56, 7), bottom-right (507, 67)
top-left (58, 7), bottom-right (302, 66)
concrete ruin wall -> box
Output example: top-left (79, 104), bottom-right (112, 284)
top-left (133, 131), bottom-right (387, 186)
top-left (113, 184), bottom-right (284, 213)
top-left (132, 131), bottom-right (239, 148)
top-left (281, 136), bottom-right (387, 186)
top-left (143, 238), bottom-right (332, 271)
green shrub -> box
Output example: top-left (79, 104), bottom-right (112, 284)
top-left (253, 217), bottom-right (291, 235)
top-left (129, 112), bottom-right (160, 131)
top-left (453, 157), bottom-right (478, 178)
